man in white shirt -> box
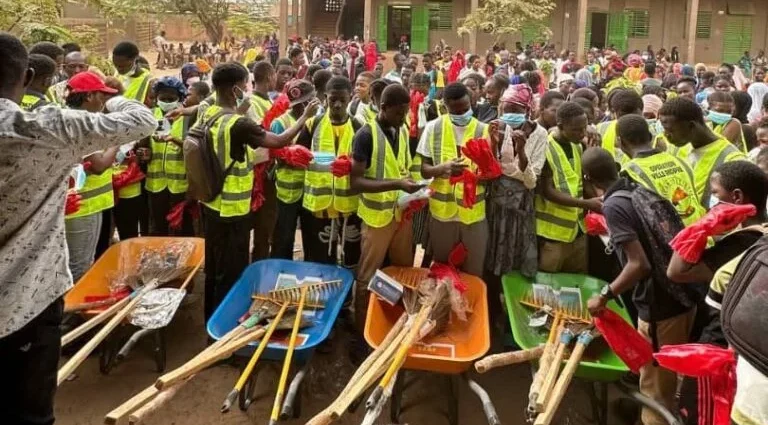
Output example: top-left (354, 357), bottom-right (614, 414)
top-left (0, 33), bottom-right (157, 425)
top-left (384, 53), bottom-right (406, 84)
top-left (153, 30), bottom-right (168, 69)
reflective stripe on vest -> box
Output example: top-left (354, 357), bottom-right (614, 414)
top-left (249, 95), bottom-right (272, 124)
top-left (21, 93), bottom-right (47, 111)
top-left (202, 107), bottom-right (254, 217)
top-left (274, 113), bottom-right (305, 204)
top-left (427, 116), bottom-right (488, 224)
top-left (145, 108), bottom-right (168, 193)
top-left (622, 152), bottom-right (706, 226)
top-left (709, 120), bottom-right (748, 153)
top-left (534, 134), bottom-right (583, 242)
top-left (121, 70), bottom-right (151, 102)
top-left (682, 138), bottom-right (746, 208)
top-left (147, 111), bottom-right (191, 194)
top-left (598, 120), bottom-right (628, 165)
top-left (358, 120), bottom-right (411, 228)
top-left (66, 168), bottom-right (114, 219)
top-left (302, 114), bottom-right (358, 213)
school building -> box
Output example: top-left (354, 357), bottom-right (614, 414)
top-left (283, 0), bottom-right (768, 64)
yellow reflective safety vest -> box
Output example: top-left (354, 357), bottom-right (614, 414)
top-left (114, 163), bottom-right (142, 199)
top-left (678, 138), bottom-right (746, 208)
top-left (248, 94), bottom-right (272, 124)
top-left (535, 134), bottom-right (584, 243)
top-left (622, 151), bottom-right (706, 226)
top-left (707, 120), bottom-right (747, 153)
top-left (597, 120), bottom-right (628, 165)
top-left (274, 112), bottom-right (305, 204)
top-left (146, 108), bottom-right (191, 194)
top-left (120, 69), bottom-right (152, 103)
top-left (652, 133), bottom-right (682, 157)
top-left (358, 120), bottom-right (412, 228)
top-left (201, 105), bottom-right (254, 218)
top-left (21, 92), bottom-right (48, 111)
top-left (302, 114), bottom-right (359, 214)
top-left (426, 115), bottom-right (488, 224)
top-left (66, 168), bottom-right (115, 219)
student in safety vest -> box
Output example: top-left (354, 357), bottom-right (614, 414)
top-left (617, 114), bottom-right (706, 226)
top-left (536, 102), bottom-right (603, 274)
top-left (248, 61), bottom-right (277, 261)
top-left (112, 41), bottom-right (153, 239)
top-left (21, 54), bottom-right (56, 112)
top-left (294, 76), bottom-right (363, 267)
top-left (270, 79), bottom-right (317, 259)
top-left (199, 62), bottom-right (319, 320)
top-left (351, 84), bottom-right (425, 330)
top-left (144, 76), bottom-right (194, 236)
top-left (48, 51), bottom-right (90, 105)
top-left (63, 72), bottom-right (122, 282)
top-left (416, 82), bottom-right (490, 276)
top-left (598, 89), bottom-right (644, 165)
top-left (706, 90), bottom-right (747, 152)
top-left (349, 71), bottom-right (376, 125)
top-left (659, 97), bottom-right (747, 209)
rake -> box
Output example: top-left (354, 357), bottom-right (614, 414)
top-left (519, 289), bottom-right (592, 324)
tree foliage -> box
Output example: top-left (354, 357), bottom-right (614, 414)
top-left (161, 0), bottom-right (277, 43)
top-left (0, 0), bottom-right (74, 44)
top-left (226, 12), bottom-right (277, 40)
top-left (458, 0), bottom-right (556, 41)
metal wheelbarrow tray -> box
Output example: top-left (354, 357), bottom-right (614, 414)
top-left (364, 266), bottom-right (498, 425)
top-left (63, 237), bottom-right (205, 374)
top-left (206, 259), bottom-right (354, 417)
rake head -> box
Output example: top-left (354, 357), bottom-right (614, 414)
top-left (520, 290), bottom-right (591, 324)
top-left (260, 279), bottom-right (344, 308)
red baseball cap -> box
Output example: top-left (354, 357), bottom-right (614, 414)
top-left (67, 71), bottom-right (118, 94)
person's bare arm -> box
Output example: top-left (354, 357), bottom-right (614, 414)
top-left (722, 120), bottom-right (742, 148)
top-left (539, 171), bottom-right (603, 212)
top-left (349, 158), bottom-right (422, 194)
top-left (667, 251), bottom-right (714, 283)
top-left (259, 100), bottom-right (320, 149)
top-left (588, 239), bottom-right (650, 314)
top-left (84, 146), bottom-right (119, 174)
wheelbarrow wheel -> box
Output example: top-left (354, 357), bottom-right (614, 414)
top-left (153, 329), bottom-right (167, 373)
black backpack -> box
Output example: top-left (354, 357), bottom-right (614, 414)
top-left (182, 111), bottom-right (234, 202)
top-left (721, 235), bottom-right (768, 376)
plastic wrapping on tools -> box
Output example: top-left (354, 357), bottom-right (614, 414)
top-left (585, 212), bottom-right (608, 236)
top-left (65, 192), bottom-right (82, 215)
top-left (449, 168), bottom-right (478, 208)
top-left (461, 138), bottom-right (502, 180)
top-left (409, 90), bottom-right (425, 137)
top-left (653, 344), bottom-right (737, 425)
top-left (272, 144), bottom-right (314, 169)
top-left (262, 93), bottom-right (289, 130)
top-left (593, 309), bottom-right (652, 373)
top-left (330, 155), bottom-right (352, 177)
top-left (669, 204), bottom-right (757, 263)
top-left (129, 288), bottom-right (187, 329)
top-left (429, 243), bottom-right (471, 321)
top-left (109, 240), bottom-right (196, 292)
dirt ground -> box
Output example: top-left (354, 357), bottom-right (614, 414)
top-left (55, 267), bottom-right (634, 425)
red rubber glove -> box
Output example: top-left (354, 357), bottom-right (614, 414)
top-left (669, 203), bottom-right (757, 263)
top-left (449, 168), bottom-right (478, 208)
top-left (585, 212), bottom-right (608, 236)
top-left (271, 145), bottom-right (314, 168)
top-left (461, 138), bottom-right (501, 180)
top-left (65, 193), bottom-right (81, 215)
top-left (593, 309), bottom-right (652, 373)
top-left (331, 155), bottom-right (352, 177)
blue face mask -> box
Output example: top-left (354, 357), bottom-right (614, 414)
top-left (449, 109), bottom-right (473, 126)
top-left (708, 110), bottom-right (732, 125)
top-left (500, 113), bottom-right (526, 128)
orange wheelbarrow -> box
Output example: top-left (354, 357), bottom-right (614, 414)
top-left (363, 266), bottom-right (497, 425)
top-left (63, 237), bottom-right (204, 374)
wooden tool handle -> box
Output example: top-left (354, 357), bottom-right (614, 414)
top-left (58, 289), bottom-right (148, 385)
top-left (178, 257), bottom-right (203, 291)
top-left (129, 378), bottom-right (189, 424)
top-left (61, 296), bottom-right (131, 347)
top-left (104, 385), bottom-right (160, 424)
top-left (155, 327), bottom-right (265, 390)
top-left (536, 338), bottom-right (570, 411)
top-left (270, 287), bottom-right (307, 422)
top-left (64, 297), bottom-right (121, 313)
top-left (379, 305), bottom-right (431, 388)
top-left (305, 411), bottom-right (335, 425)
top-left (475, 345), bottom-right (545, 373)
top-left (528, 323), bottom-right (563, 411)
top-left (534, 335), bottom-right (592, 425)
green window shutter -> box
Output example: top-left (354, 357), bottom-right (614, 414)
top-left (696, 11), bottom-right (712, 39)
top-left (584, 12), bottom-right (592, 52)
top-left (376, 5), bottom-right (388, 52)
top-left (723, 16), bottom-right (753, 64)
top-left (607, 13), bottom-right (628, 53)
top-left (626, 9), bottom-right (650, 38)
top-left (411, 5), bottom-right (429, 53)
top-left (428, 2), bottom-right (452, 31)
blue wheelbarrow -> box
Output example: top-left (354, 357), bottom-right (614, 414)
top-left (207, 259), bottom-right (354, 418)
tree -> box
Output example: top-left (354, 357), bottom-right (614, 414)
top-left (160, 0), bottom-right (277, 43)
top-left (226, 12), bottom-right (277, 40)
top-left (458, 0), bottom-right (556, 42)
top-left (0, 0), bottom-right (73, 44)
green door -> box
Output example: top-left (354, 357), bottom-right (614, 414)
top-left (377, 5), bottom-right (388, 52)
top-left (411, 5), bottom-right (429, 54)
top-left (584, 12), bottom-right (592, 52)
top-left (723, 16), bottom-right (753, 64)
top-left (607, 13), bottom-right (628, 53)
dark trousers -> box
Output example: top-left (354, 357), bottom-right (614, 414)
top-left (0, 298), bottom-right (63, 425)
top-left (299, 208), bottom-right (361, 268)
top-left (271, 198), bottom-right (304, 260)
top-left (114, 192), bottom-right (149, 240)
top-left (203, 209), bottom-right (251, 320)
top-left (148, 190), bottom-right (194, 237)
top-left (251, 178), bottom-right (277, 261)
top-left (95, 208), bottom-right (113, 260)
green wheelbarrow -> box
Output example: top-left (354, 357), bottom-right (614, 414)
top-left (502, 272), bottom-right (682, 425)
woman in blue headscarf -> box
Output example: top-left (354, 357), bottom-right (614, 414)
top-left (180, 63), bottom-right (200, 88)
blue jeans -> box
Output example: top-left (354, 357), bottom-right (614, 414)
top-left (65, 213), bottom-right (102, 283)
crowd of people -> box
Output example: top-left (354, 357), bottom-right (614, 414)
top-left (2, 28), bottom-right (768, 425)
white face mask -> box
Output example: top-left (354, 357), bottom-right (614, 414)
top-left (157, 100), bottom-right (180, 113)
